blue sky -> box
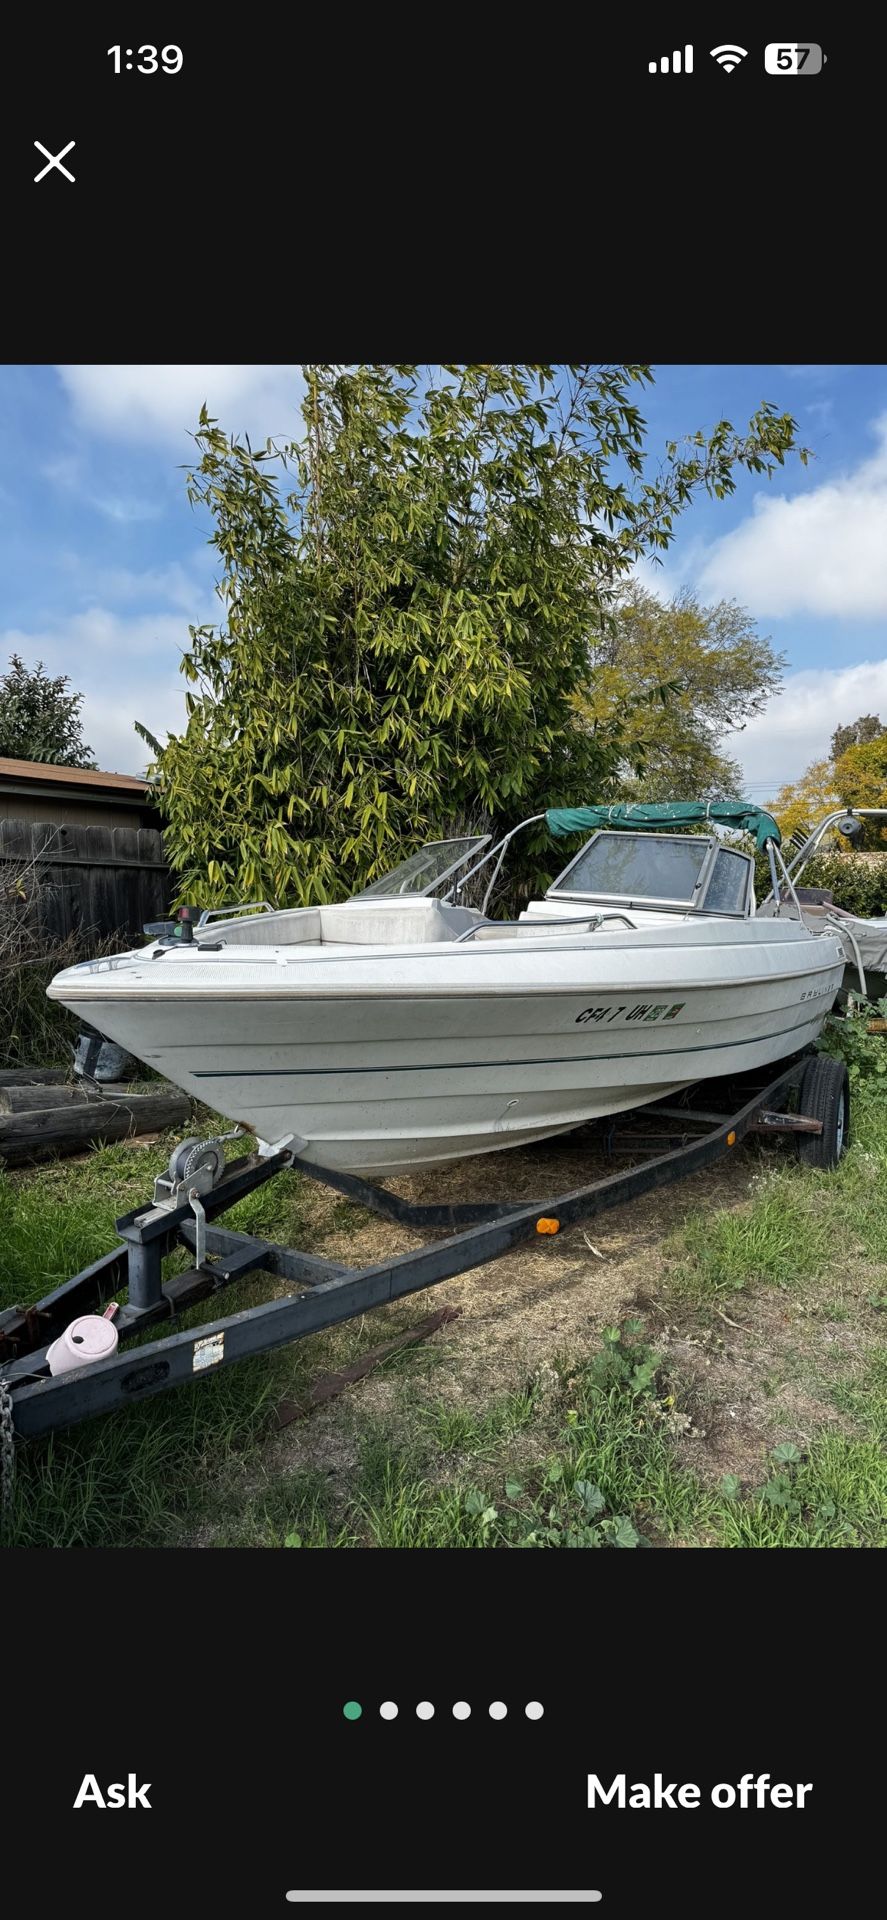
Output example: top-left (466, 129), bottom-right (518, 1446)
top-left (2, 363), bottom-right (887, 796)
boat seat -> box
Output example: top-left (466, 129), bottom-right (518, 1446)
top-left (208, 909), bottom-right (323, 947)
top-left (318, 901), bottom-right (483, 945)
top-left (208, 900), bottom-right (484, 948)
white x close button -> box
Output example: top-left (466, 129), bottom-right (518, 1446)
top-left (34, 140), bottom-right (75, 183)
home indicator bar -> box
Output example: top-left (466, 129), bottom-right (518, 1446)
top-left (285, 1897), bottom-right (604, 1906)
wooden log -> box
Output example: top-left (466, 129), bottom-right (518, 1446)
top-left (2, 1085), bottom-right (91, 1112)
top-left (0, 1068), bottom-right (68, 1087)
top-left (0, 1082), bottom-right (144, 1113)
top-left (0, 1090), bottom-right (191, 1166)
top-left (0, 1082), bottom-right (152, 1113)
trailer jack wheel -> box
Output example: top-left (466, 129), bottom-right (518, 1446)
top-left (796, 1056), bottom-right (850, 1170)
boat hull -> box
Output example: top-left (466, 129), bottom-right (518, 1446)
top-left (49, 923), bottom-right (846, 1173)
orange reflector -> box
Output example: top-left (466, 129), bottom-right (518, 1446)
top-left (726, 1131), bottom-right (736, 1147)
top-left (536, 1217), bottom-right (560, 1235)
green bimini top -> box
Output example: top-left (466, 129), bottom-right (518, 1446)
top-left (545, 802), bottom-right (781, 851)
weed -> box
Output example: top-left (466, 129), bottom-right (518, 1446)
top-left (670, 1174), bottom-right (830, 1302)
top-left (714, 1436), bottom-right (886, 1547)
top-left (426, 1383), bottom-right (540, 1459)
top-left (830, 1348), bottom-right (887, 1443)
top-left (820, 999), bottom-right (887, 1089)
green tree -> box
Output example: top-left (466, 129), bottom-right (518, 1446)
top-left (141, 365), bottom-right (807, 908)
top-left (831, 713), bottom-right (885, 760)
top-left (835, 733), bottom-right (887, 803)
top-left (771, 733), bottom-right (887, 849)
top-left (0, 654), bottom-right (95, 767)
top-left (770, 758), bottom-right (842, 840)
top-left (834, 735), bottom-right (887, 844)
top-left (581, 584), bottom-right (783, 800)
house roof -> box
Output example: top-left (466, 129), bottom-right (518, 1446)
top-left (0, 756), bottom-right (153, 795)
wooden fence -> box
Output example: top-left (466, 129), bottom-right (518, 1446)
top-left (0, 818), bottom-right (172, 941)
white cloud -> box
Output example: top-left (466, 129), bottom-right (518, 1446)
top-left (630, 555), bottom-right (681, 600)
top-left (76, 679), bottom-right (188, 776)
top-left (76, 559), bottom-right (212, 612)
top-left (42, 454), bottom-right (83, 490)
top-left (736, 658), bottom-right (887, 794)
top-left (55, 365), bottom-right (305, 449)
top-left (695, 412), bottom-right (887, 616)
top-left (1, 607), bottom-right (208, 775)
top-left (42, 450), bottom-right (165, 522)
top-left (4, 610), bottom-right (192, 662)
top-left (92, 493), bottom-right (166, 524)
top-left (782, 365), bottom-right (846, 382)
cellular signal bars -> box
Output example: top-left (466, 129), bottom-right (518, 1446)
top-left (648, 46), bottom-right (693, 73)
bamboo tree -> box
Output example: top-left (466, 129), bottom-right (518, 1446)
top-left (139, 366), bottom-right (806, 907)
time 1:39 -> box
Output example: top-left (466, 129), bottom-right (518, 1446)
top-left (107, 46), bottom-right (183, 73)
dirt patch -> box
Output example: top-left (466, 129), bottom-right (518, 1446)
top-left (648, 1274), bottom-right (879, 1488)
top-left (260, 1137), bottom-right (759, 1478)
top-left (253, 1131), bottom-right (884, 1505)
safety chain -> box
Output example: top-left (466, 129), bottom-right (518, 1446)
top-left (0, 1376), bottom-right (15, 1513)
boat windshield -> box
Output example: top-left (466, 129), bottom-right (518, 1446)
top-left (349, 835), bottom-right (491, 900)
top-left (548, 831), bottom-right (710, 904)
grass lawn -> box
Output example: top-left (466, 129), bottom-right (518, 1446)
top-left (2, 1042), bottom-right (886, 1550)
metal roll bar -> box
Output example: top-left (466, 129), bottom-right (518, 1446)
top-left (760, 806), bottom-right (887, 915)
top-left (441, 816), bottom-right (547, 913)
top-left (763, 836), bottom-right (804, 919)
top-left (785, 808), bottom-right (887, 881)
top-left (455, 911), bottom-right (638, 943)
top-left (196, 901), bottom-right (277, 924)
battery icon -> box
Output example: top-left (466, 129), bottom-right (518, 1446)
top-left (765, 43), bottom-right (825, 74)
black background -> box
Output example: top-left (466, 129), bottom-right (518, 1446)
top-left (3, 1551), bottom-right (873, 1915)
top-left (0, 19), bottom-right (876, 354)
top-left (0, 15), bottom-right (881, 1916)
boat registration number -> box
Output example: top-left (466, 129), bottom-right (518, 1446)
top-left (575, 1001), bottom-right (685, 1027)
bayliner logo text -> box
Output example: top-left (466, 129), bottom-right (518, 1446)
top-left (73, 1774), bottom-right (152, 1809)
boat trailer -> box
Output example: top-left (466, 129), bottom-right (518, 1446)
top-left (0, 1050), bottom-right (849, 1483)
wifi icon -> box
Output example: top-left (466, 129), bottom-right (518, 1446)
top-left (710, 44), bottom-right (748, 71)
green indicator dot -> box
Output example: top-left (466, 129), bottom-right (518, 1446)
top-left (343, 1700), bottom-right (362, 1720)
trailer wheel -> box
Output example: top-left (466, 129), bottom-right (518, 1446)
top-left (796, 1056), bottom-right (850, 1170)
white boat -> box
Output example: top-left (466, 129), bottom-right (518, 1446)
top-left (758, 806), bottom-right (887, 998)
top-left (47, 805), bottom-right (847, 1174)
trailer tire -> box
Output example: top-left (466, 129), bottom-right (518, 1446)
top-left (796, 1056), bottom-right (849, 1170)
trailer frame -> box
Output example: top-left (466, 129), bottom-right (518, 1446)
top-left (0, 1049), bottom-right (848, 1454)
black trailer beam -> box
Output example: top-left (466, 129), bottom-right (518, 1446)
top-left (113, 1145), bottom-right (293, 1239)
top-left (288, 1154), bottom-right (540, 1229)
top-left (0, 1229), bottom-right (352, 1391)
top-left (0, 1147), bottom-right (294, 1367)
top-left (0, 1243), bottom-right (129, 1364)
